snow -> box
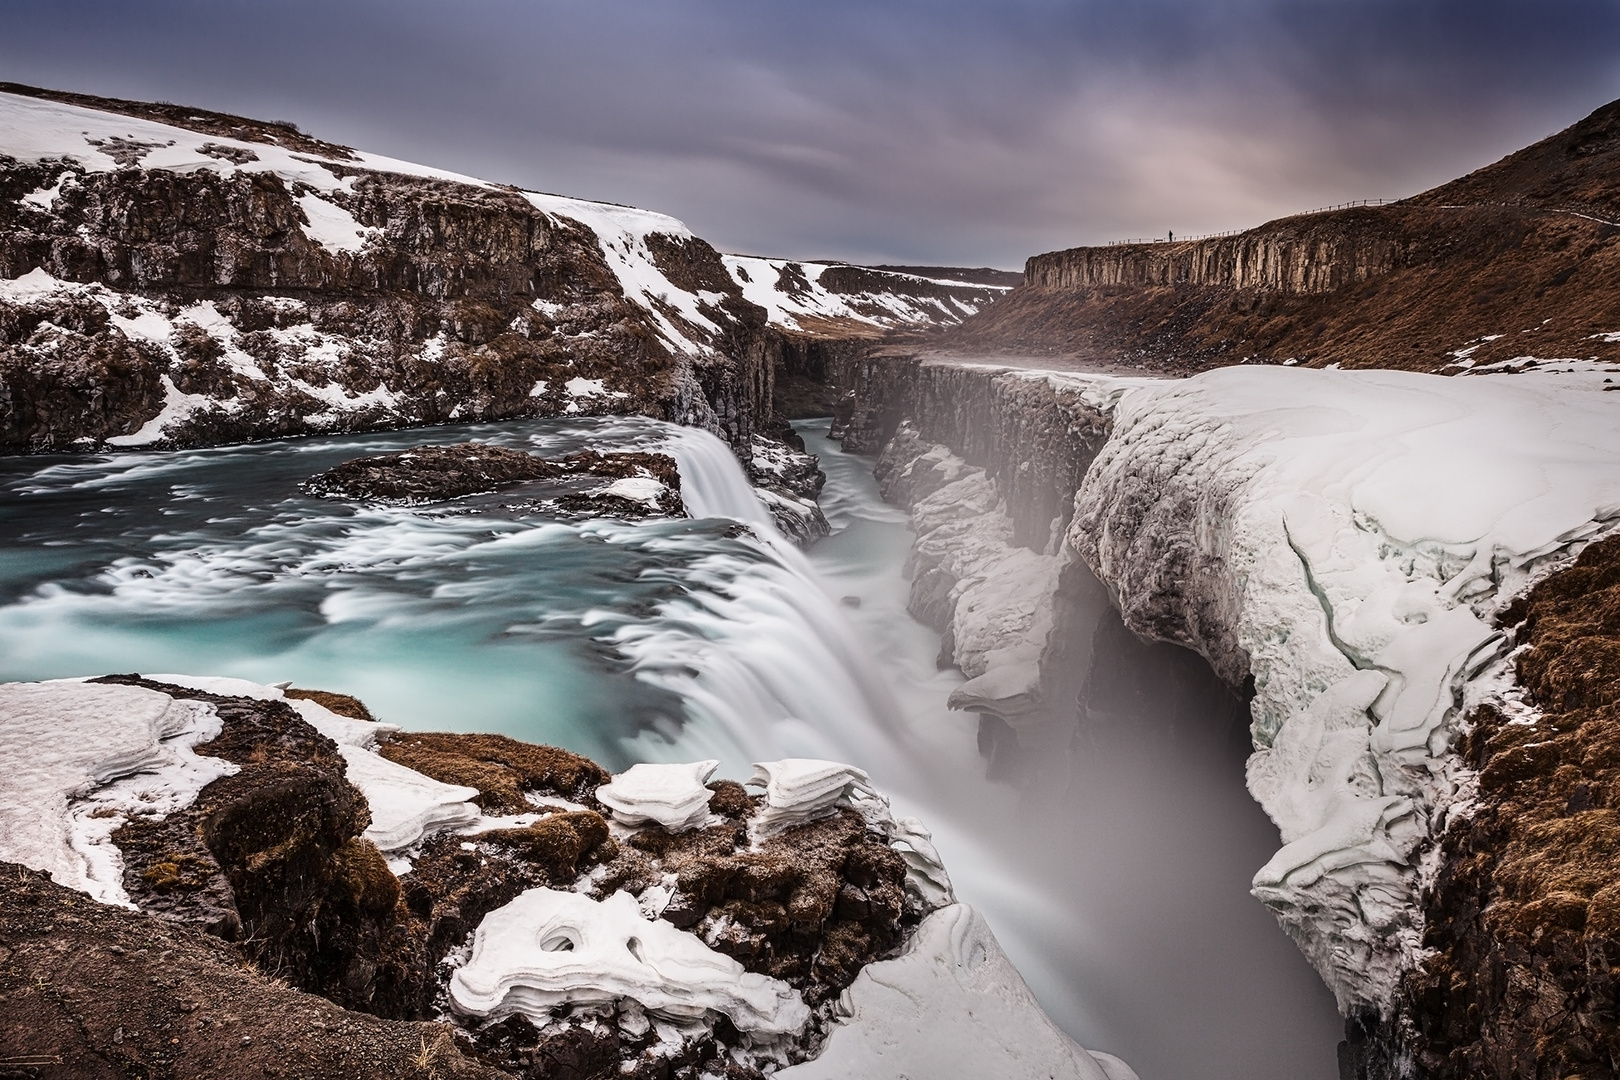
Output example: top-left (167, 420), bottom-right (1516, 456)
top-left (597, 476), bottom-right (668, 508)
top-left (1067, 364), bottom-right (1620, 1013)
top-left (723, 255), bottom-right (1006, 332)
top-left (0, 90), bottom-right (492, 195)
top-left (19, 169), bottom-right (75, 211)
top-left (0, 680), bottom-right (236, 906)
top-left (295, 192), bottom-right (378, 254)
top-left (747, 758), bottom-right (887, 838)
top-left (105, 374), bottom-right (217, 448)
top-left (340, 746), bottom-right (481, 851)
top-left (449, 887), bottom-right (810, 1033)
top-left (777, 904), bottom-right (1133, 1080)
top-left (593, 760), bottom-right (719, 831)
top-left (525, 192), bottom-right (724, 357)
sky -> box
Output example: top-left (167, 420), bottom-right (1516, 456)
top-left (4, 1), bottom-right (1618, 268)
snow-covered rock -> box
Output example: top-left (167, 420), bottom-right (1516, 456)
top-left (879, 429), bottom-right (1069, 727)
top-left (0, 88), bottom-right (783, 455)
top-left (723, 256), bottom-right (1009, 334)
top-left (1068, 364), bottom-right (1620, 1014)
top-left (747, 758), bottom-right (885, 837)
top-left (777, 903), bottom-right (1134, 1080)
top-left (449, 887), bottom-right (810, 1034)
top-left (139, 674), bottom-right (475, 854)
top-left (0, 680), bottom-right (236, 905)
top-left (594, 759), bottom-right (719, 831)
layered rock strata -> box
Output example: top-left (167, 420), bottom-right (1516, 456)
top-left (942, 98), bottom-right (1620, 374)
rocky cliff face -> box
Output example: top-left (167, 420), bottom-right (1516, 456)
top-left (1025, 213), bottom-right (1408, 294)
top-left (0, 84), bottom-right (777, 455)
top-left (832, 355), bottom-right (1620, 1080)
top-left (943, 98), bottom-right (1620, 375)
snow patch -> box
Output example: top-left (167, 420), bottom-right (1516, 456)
top-left (0, 680), bottom-right (236, 906)
top-left (19, 169), bottom-right (75, 212)
top-left (449, 887), bottom-right (810, 1033)
top-left (594, 760), bottom-right (719, 831)
top-left (597, 476), bottom-right (668, 507)
top-left (295, 192), bottom-right (378, 254)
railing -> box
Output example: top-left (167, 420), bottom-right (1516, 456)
top-left (1103, 198), bottom-right (1398, 247)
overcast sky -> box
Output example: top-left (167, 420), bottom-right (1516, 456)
top-left (5, 1), bottom-right (1618, 267)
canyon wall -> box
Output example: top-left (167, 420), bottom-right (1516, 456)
top-left (1025, 211), bottom-right (1409, 294)
top-left (944, 98), bottom-right (1620, 374)
top-left (0, 85), bottom-right (784, 455)
top-left (831, 354), bottom-right (1620, 1080)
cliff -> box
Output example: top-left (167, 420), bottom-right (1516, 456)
top-left (0, 83), bottom-right (782, 454)
top-left (838, 354), bottom-right (1620, 1079)
top-left (943, 98), bottom-right (1620, 375)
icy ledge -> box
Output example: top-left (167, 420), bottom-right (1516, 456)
top-left (1067, 364), bottom-right (1620, 1014)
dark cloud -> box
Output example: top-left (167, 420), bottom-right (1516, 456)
top-left (4, 0), bottom-right (1618, 265)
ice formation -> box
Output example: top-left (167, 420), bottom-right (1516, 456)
top-left (0, 680), bottom-right (236, 905)
top-left (746, 758), bottom-right (886, 837)
top-left (594, 759), bottom-right (720, 831)
top-left (888, 816), bottom-right (956, 908)
top-left (888, 432), bottom-right (1069, 727)
top-left (1067, 364), bottom-right (1620, 1013)
top-left (449, 887), bottom-right (810, 1034)
top-left (777, 904), bottom-right (1134, 1080)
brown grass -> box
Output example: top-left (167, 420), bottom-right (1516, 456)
top-left (284, 687), bottom-right (376, 722)
top-left (377, 731), bottom-right (609, 813)
top-left (1400, 534), bottom-right (1620, 1078)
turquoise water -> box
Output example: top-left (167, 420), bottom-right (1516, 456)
top-left (0, 417), bottom-right (1342, 1079)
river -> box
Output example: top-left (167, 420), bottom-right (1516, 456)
top-left (0, 416), bottom-right (1342, 1079)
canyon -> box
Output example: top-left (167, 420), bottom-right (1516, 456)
top-left (6, 80), bottom-right (1620, 1080)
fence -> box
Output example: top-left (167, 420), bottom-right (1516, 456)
top-left (1102, 198), bottom-right (1398, 247)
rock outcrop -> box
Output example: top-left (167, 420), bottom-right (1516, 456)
top-left (302, 443), bottom-right (685, 517)
top-left (0, 673), bottom-right (1121, 1080)
top-left (0, 83), bottom-right (779, 458)
top-left (939, 97), bottom-right (1620, 375)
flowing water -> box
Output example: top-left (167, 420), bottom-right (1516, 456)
top-left (0, 415), bottom-right (1342, 1079)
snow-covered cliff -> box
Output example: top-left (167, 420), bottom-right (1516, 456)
top-left (724, 257), bottom-right (1008, 336)
top-left (1069, 363), bottom-right (1620, 1014)
top-left (853, 353), bottom-right (1620, 1058)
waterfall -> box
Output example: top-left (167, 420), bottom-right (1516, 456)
top-left (659, 427), bottom-right (778, 532)
top-left (602, 426), bottom-right (915, 785)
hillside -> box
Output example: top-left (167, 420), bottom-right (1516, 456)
top-left (0, 84), bottom-right (992, 456)
top-left (941, 98), bottom-right (1620, 375)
